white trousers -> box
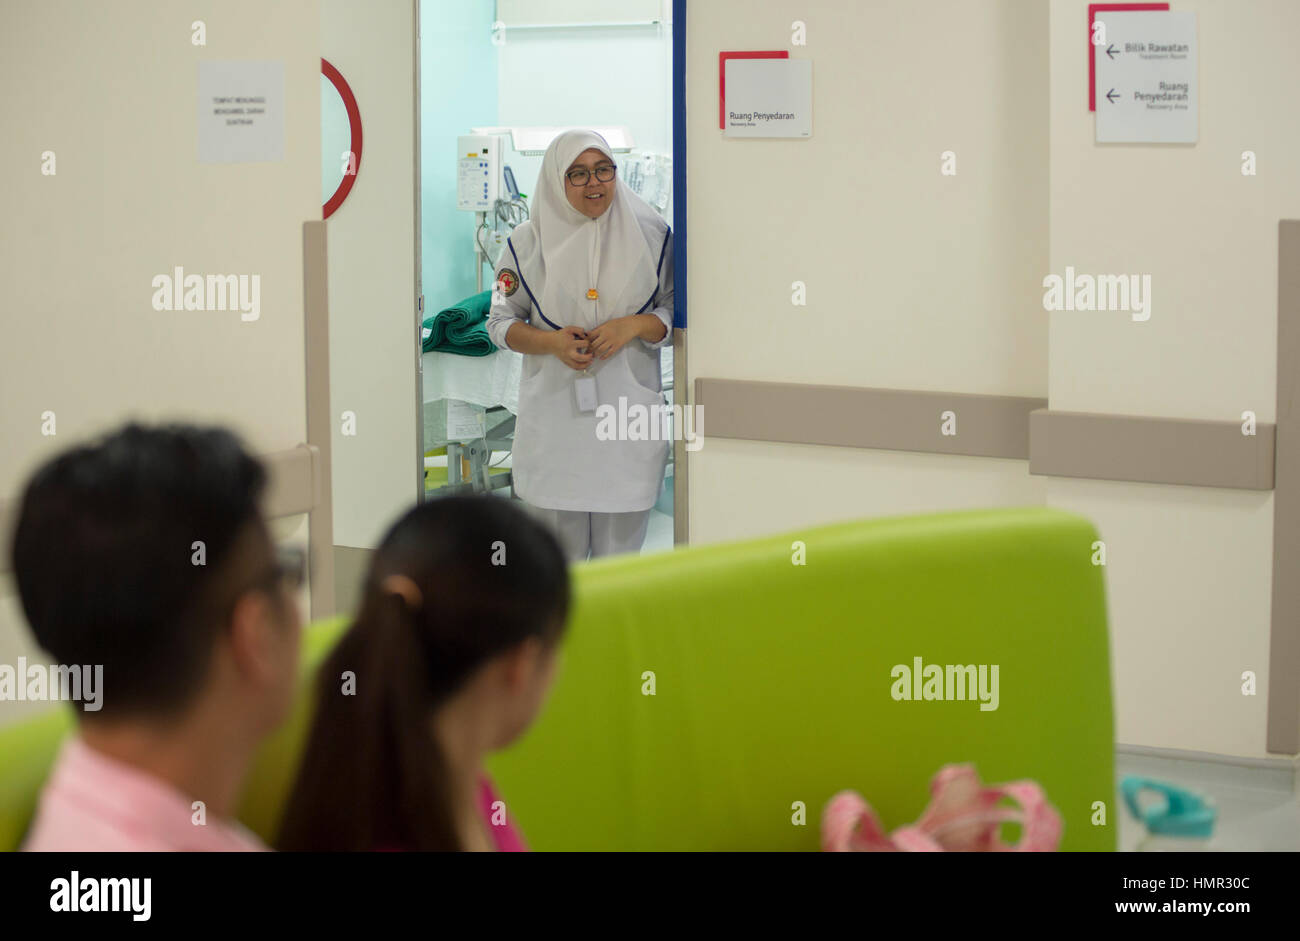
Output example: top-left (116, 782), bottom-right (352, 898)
top-left (530, 506), bottom-right (652, 562)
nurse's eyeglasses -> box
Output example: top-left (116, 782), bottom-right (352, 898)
top-left (565, 163), bottom-right (616, 186)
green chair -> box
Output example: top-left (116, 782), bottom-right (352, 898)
top-left (0, 506), bottom-right (1115, 851)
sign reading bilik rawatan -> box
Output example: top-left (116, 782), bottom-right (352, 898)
top-left (1095, 10), bottom-right (1197, 144)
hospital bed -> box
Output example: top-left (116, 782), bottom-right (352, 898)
top-left (422, 348), bottom-right (520, 495)
top-left (422, 346), bottom-right (675, 498)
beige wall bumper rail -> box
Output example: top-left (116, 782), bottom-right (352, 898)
top-left (693, 281), bottom-right (1294, 753)
top-left (694, 379), bottom-right (1045, 460)
top-left (1028, 410), bottom-right (1275, 490)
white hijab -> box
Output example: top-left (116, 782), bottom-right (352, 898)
top-left (508, 129), bottom-right (667, 332)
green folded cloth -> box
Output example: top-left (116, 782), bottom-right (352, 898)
top-left (421, 290), bottom-right (495, 357)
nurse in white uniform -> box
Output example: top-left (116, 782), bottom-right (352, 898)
top-left (486, 129), bottom-right (673, 562)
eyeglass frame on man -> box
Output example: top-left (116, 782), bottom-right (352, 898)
top-left (268, 545), bottom-right (307, 593)
top-left (565, 163), bottom-right (617, 187)
top-left (228, 544), bottom-right (306, 610)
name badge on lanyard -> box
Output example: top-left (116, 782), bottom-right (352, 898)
top-left (575, 370), bottom-right (598, 413)
top-left (575, 236), bottom-right (601, 413)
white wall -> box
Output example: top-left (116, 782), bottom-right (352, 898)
top-left (0, 0), bottom-right (321, 725)
top-left (1047, 0), bottom-right (1300, 757)
top-left (323, 0), bottom-right (421, 549)
top-left (495, 9), bottom-right (673, 214)
top-left (685, 0), bottom-right (1299, 758)
top-left (685, 0), bottom-right (1050, 544)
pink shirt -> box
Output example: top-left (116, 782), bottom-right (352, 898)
top-left (479, 775), bottom-right (528, 852)
top-left (22, 736), bottom-right (266, 852)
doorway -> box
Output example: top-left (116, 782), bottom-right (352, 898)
top-left (416, 0), bottom-right (679, 554)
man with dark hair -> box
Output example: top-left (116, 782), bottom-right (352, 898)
top-left (11, 422), bottom-right (303, 850)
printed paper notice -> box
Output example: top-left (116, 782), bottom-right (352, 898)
top-left (446, 400), bottom-right (486, 441)
top-left (198, 61), bottom-right (285, 163)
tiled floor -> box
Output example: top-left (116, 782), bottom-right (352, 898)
top-left (1115, 750), bottom-right (1300, 851)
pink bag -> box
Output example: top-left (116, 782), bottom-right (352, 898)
top-left (822, 763), bottom-right (1062, 852)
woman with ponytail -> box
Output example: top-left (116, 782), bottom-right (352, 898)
top-left (276, 495), bottom-right (570, 852)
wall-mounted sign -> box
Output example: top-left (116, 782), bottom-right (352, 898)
top-left (723, 58), bottom-right (812, 139)
top-left (198, 60), bottom-right (285, 163)
top-left (1087, 3), bottom-right (1169, 111)
top-left (719, 50), bottom-right (788, 128)
top-left (1094, 10), bottom-right (1197, 144)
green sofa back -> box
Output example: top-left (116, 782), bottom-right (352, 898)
top-left (0, 506), bottom-right (1115, 851)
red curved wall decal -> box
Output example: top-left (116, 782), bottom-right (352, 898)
top-left (322, 57), bottom-right (363, 220)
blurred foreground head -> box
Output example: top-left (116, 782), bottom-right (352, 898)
top-left (279, 495), bottom-right (570, 851)
top-left (10, 422), bottom-right (302, 732)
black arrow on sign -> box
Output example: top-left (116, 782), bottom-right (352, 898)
top-left (1106, 44), bottom-right (1119, 59)
top-left (1106, 88), bottom-right (1121, 104)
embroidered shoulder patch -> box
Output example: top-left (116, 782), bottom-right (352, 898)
top-left (496, 268), bottom-right (519, 297)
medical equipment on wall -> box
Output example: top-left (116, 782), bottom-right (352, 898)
top-left (623, 153), bottom-right (672, 216)
top-left (475, 190), bottom-right (528, 270)
top-left (457, 132), bottom-right (530, 291)
top-left (456, 134), bottom-right (502, 211)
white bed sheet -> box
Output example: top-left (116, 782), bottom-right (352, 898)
top-left (422, 349), bottom-right (523, 415)
top-left (422, 347), bottom-right (672, 417)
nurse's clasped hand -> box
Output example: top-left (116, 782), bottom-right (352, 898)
top-left (509, 314), bottom-right (666, 370)
top-left (549, 325), bottom-right (594, 370)
top-left (586, 314), bottom-right (667, 360)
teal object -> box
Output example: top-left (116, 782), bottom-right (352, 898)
top-left (0, 507), bottom-right (1115, 851)
top-left (653, 470), bottom-right (673, 516)
top-left (1121, 777), bottom-right (1216, 838)
top-left (422, 290), bottom-right (495, 356)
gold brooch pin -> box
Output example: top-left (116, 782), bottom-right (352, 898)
top-left (586, 289), bottom-right (599, 300)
